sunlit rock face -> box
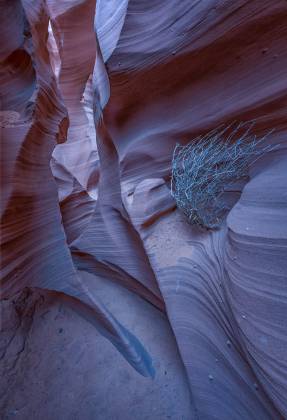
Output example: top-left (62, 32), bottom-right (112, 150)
top-left (1, 0), bottom-right (287, 419)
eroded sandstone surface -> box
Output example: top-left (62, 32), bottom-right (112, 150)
top-left (1, 0), bottom-right (287, 418)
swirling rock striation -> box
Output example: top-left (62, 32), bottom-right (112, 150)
top-left (1, 0), bottom-right (287, 418)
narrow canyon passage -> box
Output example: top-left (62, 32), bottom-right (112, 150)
top-left (1, 0), bottom-right (287, 419)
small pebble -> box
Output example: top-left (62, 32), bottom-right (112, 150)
top-left (208, 374), bottom-right (214, 381)
top-left (261, 48), bottom-right (269, 54)
top-left (242, 314), bottom-right (246, 319)
top-left (226, 340), bottom-right (231, 347)
top-left (215, 358), bottom-right (219, 363)
top-left (172, 51), bottom-right (176, 55)
top-left (254, 383), bottom-right (259, 390)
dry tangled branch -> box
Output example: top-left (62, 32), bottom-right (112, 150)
top-left (171, 122), bottom-right (273, 229)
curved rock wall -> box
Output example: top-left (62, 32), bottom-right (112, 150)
top-left (1, 0), bottom-right (287, 418)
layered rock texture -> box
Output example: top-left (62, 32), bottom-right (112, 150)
top-left (1, 0), bottom-right (287, 418)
